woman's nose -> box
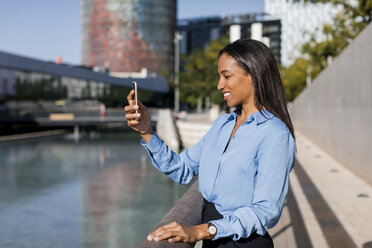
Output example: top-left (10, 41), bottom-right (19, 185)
top-left (217, 78), bottom-right (224, 91)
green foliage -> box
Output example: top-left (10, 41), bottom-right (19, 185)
top-left (301, 11), bottom-right (367, 78)
top-left (305, 0), bottom-right (371, 24)
top-left (98, 85), bottom-right (130, 107)
top-left (302, 0), bottom-right (371, 77)
top-left (180, 36), bottom-right (229, 108)
top-left (281, 0), bottom-right (371, 101)
top-left (280, 58), bottom-right (310, 101)
top-left (8, 77), bottom-right (67, 101)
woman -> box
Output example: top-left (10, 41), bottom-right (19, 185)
top-left (124, 39), bottom-right (296, 247)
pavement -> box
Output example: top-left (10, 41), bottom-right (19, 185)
top-left (177, 113), bottom-right (372, 248)
top-left (278, 132), bottom-right (372, 248)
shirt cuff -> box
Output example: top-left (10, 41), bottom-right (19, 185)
top-left (209, 218), bottom-right (233, 240)
top-left (140, 132), bottom-right (163, 153)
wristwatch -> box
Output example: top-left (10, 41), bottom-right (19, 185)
top-left (207, 222), bottom-right (217, 239)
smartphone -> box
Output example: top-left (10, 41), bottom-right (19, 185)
top-left (132, 81), bottom-right (138, 114)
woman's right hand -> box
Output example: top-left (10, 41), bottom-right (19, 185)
top-left (124, 90), bottom-right (154, 142)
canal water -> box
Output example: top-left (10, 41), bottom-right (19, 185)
top-left (0, 131), bottom-right (192, 248)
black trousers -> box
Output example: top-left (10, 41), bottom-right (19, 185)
top-left (201, 199), bottom-right (274, 248)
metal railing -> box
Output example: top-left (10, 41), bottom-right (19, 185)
top-left (0, 102), bottom-right (159, 126)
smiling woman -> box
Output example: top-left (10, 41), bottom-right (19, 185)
top-left (124, 39), bottom-right (296, 248)
top-left (217, 53), bottom-right (256, 112)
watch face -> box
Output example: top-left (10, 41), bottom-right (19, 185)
top-left (208, 225), bottom-right (217, 235)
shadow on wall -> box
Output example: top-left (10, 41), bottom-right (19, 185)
top-left (290, 23), bottom-right (372, 185)
top-left (363, 241), bottom-right (372, 248)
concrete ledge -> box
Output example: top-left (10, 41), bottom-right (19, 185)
top-left (0, 130), bottom-right (67, 142)
top-left (138, 181), bottom-right (203, 248)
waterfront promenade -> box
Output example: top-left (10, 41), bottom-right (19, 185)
top-left (1, 111), bottom-right (371, 248)
top-left (171, 112), bottom-right (372, 248)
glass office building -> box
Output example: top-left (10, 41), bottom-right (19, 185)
top-left (81, 0), bottom-right (177, 74)
top-left (265, 0), bottom-right (340, 66)
top-left (178, 13), bottom-right (282, 63)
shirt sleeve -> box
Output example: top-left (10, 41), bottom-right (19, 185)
top-left (210, 130), bottom-right (296, 240)
top-left (140, 130), bottom-right (208, 184)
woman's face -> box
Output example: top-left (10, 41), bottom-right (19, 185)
top-left (217, 53), bottom-right (255, 108)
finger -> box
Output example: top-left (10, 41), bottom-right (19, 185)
top-left (153, 230), bottom-right (177, 241)
top-left (162, 222), bottom-right (179, 229)
top-left (147, 224), bottom-right (177, 241)
top-left (125, 113), bottom-right (141, 120)
top-left (128, 120), bottom-right (140, 127)
top-left (148, 222), bottom-right (179, 240)
top-left (124, 104), bottom-right (138, 112)
top-left (147, 227), bottom-right (165, 241)
top-left (149, 222), bottom-right (178, 236)
top-left (127, 90), bottom-right (135, 105)
top-left (168, 235), bottom-right (184, 243)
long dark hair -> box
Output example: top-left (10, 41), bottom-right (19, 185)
top-left (218, 39), bottom-right (295, 140)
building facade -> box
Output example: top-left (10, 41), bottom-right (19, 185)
top-left (178, 13), bottom-right (282, 62)
top-left (265, 0), bottom-right (342, 66)
top-left (81, 0), bottom-right (177, 75)
top-left (0, 51), bottom-right (169, 101)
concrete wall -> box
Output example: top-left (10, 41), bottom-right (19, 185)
top-left (291, 23), bottom-right (372, 185)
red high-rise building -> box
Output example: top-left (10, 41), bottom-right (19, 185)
top-left (81, 0), bottom-right (177, 75)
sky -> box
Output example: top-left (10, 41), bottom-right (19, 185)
top-left (0, 0), bottom-right (264, 65)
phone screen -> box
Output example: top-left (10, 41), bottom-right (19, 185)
top-left (132, 81), bottom-right (138, 113)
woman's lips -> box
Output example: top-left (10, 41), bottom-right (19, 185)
top-left (223, 92), bottom-right (231, 101)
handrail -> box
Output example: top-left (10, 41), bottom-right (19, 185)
top-left (138, 181), bottom-right (203, 248)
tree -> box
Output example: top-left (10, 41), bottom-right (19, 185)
top-left (281, 0), bottom-right (371, 101)
top-left (10, 77), bottom-right (67, 101)
top-left (280, 58), bottom-right (310, 101)
top-left (302, 0), bottom-right (371, 78)
top-left (180, 36), bottom-right (229, 108)
top-left (306, 0), bottom-right (371, 24)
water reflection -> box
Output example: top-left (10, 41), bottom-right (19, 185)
top-left (0, 131), bottom-right (190, 248)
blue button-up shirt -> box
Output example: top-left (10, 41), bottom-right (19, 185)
top-left (140, 109), bottom-right (296, 241)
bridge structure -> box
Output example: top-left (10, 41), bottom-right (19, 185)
top-left (0, 50), bottom-right (169, 93)
top-left (0, 101), bottom-right (160, 139)
top-left (0, 50), bottom-right (168, 133)
top-left (1, 102), bottom-right (159, 126)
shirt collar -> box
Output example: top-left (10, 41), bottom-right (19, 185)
top-left (227, 107), bottom-right (274, 125)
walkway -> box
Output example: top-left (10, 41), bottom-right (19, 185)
top-left (177, 113), bottom-right (372, 248)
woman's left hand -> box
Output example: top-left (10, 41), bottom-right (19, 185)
top-left (147, 222), bottom-right (209, 243)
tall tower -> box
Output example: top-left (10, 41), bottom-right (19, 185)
top-left (81, 0), bottom-right (177, 75)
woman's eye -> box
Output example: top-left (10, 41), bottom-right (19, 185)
top-left (224, 75), bottom-right (231, 79)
